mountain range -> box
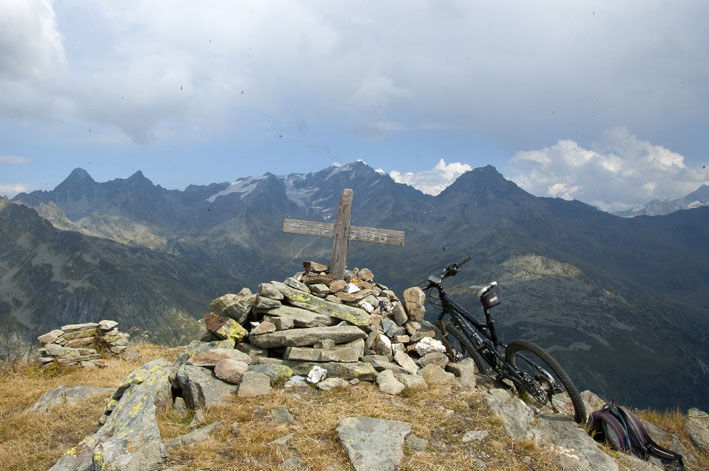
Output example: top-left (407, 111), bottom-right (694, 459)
top-left (614, 184), bottom-right (709, 217)
top-left (5, 161), bottom-right (709, 412)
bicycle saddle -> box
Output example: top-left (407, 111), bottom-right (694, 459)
top-left (470, 281), bottom-right (497, 297)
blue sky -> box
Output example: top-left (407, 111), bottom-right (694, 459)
top-left (1, 1), bottom-right (707, 211)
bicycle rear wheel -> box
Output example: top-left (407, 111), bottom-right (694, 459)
top-left (444, 321), bottom-right (490, 375)
top-left (504, 339), bottom-right (586, 424)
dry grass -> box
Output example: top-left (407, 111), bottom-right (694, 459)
top-left (159, 384), bottom-right (561, 471)
top-left (638, 408), bottom-right (708, 471)
top-left (0, 344), bottom-right (178, 471)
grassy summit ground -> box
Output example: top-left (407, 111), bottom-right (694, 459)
top-left (1, 343), bottom-right (706, 471)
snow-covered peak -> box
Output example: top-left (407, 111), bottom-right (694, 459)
top-left (206, 176), bottom-right (268, 202)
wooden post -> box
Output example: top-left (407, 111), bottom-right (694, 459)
top-left (282, 188), bottom-right (405, 280)
top-left (330, 189), bottom-right (353, 279)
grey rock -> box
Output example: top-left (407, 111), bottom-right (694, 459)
top-left (270, 406), bottom-right (295, 423)
top-left (376, 370), bottom-right (405, 395)
top-left (405, 434), bottom-right (429, 452)
top-left (257, 305), bottom-right (336, 327)
top-left (336, 417), bottom-right (411, 471)
top-left (187, 348), bottom-right (252, 367)
top-left (98, 320), bottom-right (119, 331)
top-left (285, 361), bottom-right (377, 381)
top-left (391, 302), bottom-right (408, 326)
top-left (231, 421), bottom-right (239, 436)
top-left (285, 277), bottom-right (311, 292)
top-left (272, 281), bottom-right (371, 326)
top-left (310, 283), bottom-right (330, 296)
top-left (247, 363), bottom-right (293, 385)
top-left (366, 357), bottom-right (410, 375)
top-left (249, 325), bottom-right (367, 348)
top-left (419, 364), bottom-right (455, 386)
top-left (371, 333), bottom-right (393, 357)
top-left (325, 294), bottom-right (342, 304)
top-left (484, 388), bottom-right (533, 440)
top-left (49, 360), bottom-right (172, 471)
top-left (120, 348), bottom-right (142, 362)
top-left (236, 343), bottom-right (267, 358)
top-left (164, 421), bottom-right (223, 450)
top-left (445, 358), bottom-right (476, 388)
top-left (173, 397), bottom-right (187, 414)
top-left (685, 407), bottom-right (709, 453)
top-left (253, 295), bottom-right (281, 311)
top-left (238, 371), bottom-right (272, 397)
top-left (381, 318), bottom-right (395, 335)
top-left (284, 375), bottom-right (310, 388)
top-left (251, 320), bottom-right (277, 335)
top-left (392, 343), bottom-right (418, 375)
top-left (268, 432), bottom-right (294, 447)
top-left (281, 457), bottom-right (306, 471)
top-left (61, 322), bottom-right (99, 332)
top-left (405, 321), bottom-right (421, 336)
top-left (420, 351), bottom-right (449, 368)
top-left (394, 373), bottom-right (427, 391)
top-left (264, 315), bottom-right (294, 330)
top-left (258, 282), bottom-right (284, 300)
top-left (402, 287), bottom-right (426, 321)
top-left (214, 359), bottom-right (249, 384)
top-left (580, 390), bottom-right (606, 413)
top-left (462, 430), bottom-right (489, 442)
top-left (176, 364), bottom-right (238, 409)
top-left (317, 377), bottom-right (350, 391)
top-left (181, 339), bottom-right (235, 363)
top-left (210, 289), bottom-right (254, 324)
top-left (27, 385), bottom-right (114, 414)
top-left (37, 329), bottom-right (64, 344)
top-left (284, 339), bottom-right (363, 363)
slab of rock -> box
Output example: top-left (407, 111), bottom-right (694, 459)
top-left (249, 325), bottom-right (367, 349)
top-left (253, 295), bottom-right (281, 310)
top-left (329, 279), bottom-right (347, 293)
top-left (251, 320), bottom-right (277, 335)
top-left (238, 371), bottom-right (271, 397)
top-left (37, 329), bottom-right (64, 344)
top-left (531, 412), bottom-right (620, 471)
top-left (376, 370), bottom-right (405, 395)
top-left (27, 385), bottom-right (114, 414)
top-left (164, 421), bottom-right (223, 450)
top-left (366, 357), bottom-right (411, 375)
top-left (260, 305), bottom-right (336, 327)
top-left (247, 364), bottom-right (293, 386)
top-left (391, 302), bottom-right (408, 326)
top-left (287, 361), bottom-right (377, 381)
top-left (284, 339), bottom-right (363, 363)
top-left (484, 387), bottom-right (533, 440)
top-left (371, 333), bottom-right (393, 357)
top-left (272, 281), bottom-right (371, 326)
top-left (395, 373), bottom-right (427, 391)
top-left (50, 360), bottom-right (172, 471)
top-left (187, 348), bottom-right (252, 367)
top-left (336, 417), bottom-right (411, 471)
top-left (317, 377), bottom-right (350, 391)
top-left (445, 358), bottom-right (476, 389)
top-left (303, 261), bottom-right (329, 273)
top-left (259, 282), bottom-right (284, 300)
top-left (392, 343), bottom-right (418, 375)
top-left (176, 364), bottom-right (238, 409)
top-left (420, 351), bottom-right (448, 368)
top-left (214, 359), bottom-right (249, 384)
top-left (61, 322), bottom-right (99, 332)
top-left (210, 288), bottom-right (254, 324)
top-left (685, 407), bottom-right (709, 453)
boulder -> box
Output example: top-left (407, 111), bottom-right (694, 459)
top-left (483, 387), bottom-right (534, 440)
top-left (402, 287), bottom-right (426, 321)
top-left (685, 407), bottom-right (709, 453)
top-left (49, 360), bottom-right (172, 471)
top-left (176, 365), bottom-right (238, 409)
top-left (214, 359), bottom-right (249, 384)
top-left (317, 377), bottom-right (350, 391)
top-left (258, 282), bottom-right (285, 300)
top-left (247, 364), bottom-right (293, 386)
top-left (392, 343), bottom-right (418, 375)
top-left (336, 417), bottom-right (411, 471)
top-left (210, 288), bottom-right (254, 324)
top-left (253, 295), bottom-right (281, 311)
top-left (259, 305), bottom-right (336, 328)
top-left (238, 371), bottom-right (271, 397)
top-left (376, 370), bottom-right (405, 395)
top-left (284, 339), bottom-right (364, 363)
top-left (419, 364), bottom-right (456, 386)
top-left (394, 373), bottom-right (427, 391)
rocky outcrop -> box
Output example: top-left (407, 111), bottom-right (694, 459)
top-left (27, 385), bottom-right (115, 414)
top-left (36, 320), bottom-right (130, 368)
top-left (336, 417), bottom-right (412, 471)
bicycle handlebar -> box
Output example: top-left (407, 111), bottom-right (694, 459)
top-left (426, 255), bottom-right (472, 287)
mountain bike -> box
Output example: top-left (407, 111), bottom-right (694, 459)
top-left (422, 256), bottom-right (586, 424)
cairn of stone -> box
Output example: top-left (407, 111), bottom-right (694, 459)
top-left (37, 320), bottom-right (130, 368)
top-left (195, 261), bottom-right (459, 393)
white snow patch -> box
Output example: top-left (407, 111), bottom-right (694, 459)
top-left (207, 176), bottom-right (267, 202)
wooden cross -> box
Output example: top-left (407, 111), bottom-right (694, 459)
top-left (282, 188), bottom-right (405, 279)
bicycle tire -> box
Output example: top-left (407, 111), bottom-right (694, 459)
top-left (444, 321), bottom-right (490, 375)
top-left (504, 339), bottom-right (586, 424)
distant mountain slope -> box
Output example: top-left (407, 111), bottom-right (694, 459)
top-left (615, 184), bottom-right (709, 217)
top-left (0, 197), bottom-right (241, 358)
top-left (11, 163), bottom-right (709, 411)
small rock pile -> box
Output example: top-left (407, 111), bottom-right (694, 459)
top-left (37, 320), bottom-right (130, 368)
top-left (196, 261), bottom-right (464, 395)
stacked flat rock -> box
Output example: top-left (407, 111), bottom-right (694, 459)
top-left (199, 261), bottom-right (457, 392)
top-left (37, 320), bottom-right (130, 368)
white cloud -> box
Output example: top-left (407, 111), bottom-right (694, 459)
top-left (390, 159), bottom-right (472, 195)
top-left (0, 183), bottom-right (38, 197)
top-left (0, 154), bottom-right (30, 165)
top-left (509, 127), bottom-right (709, 211)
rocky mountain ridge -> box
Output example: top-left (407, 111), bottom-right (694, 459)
top-left (614, 184), bottom-right (709, 217)
top-left (7, 163), bottom-right (709, 412)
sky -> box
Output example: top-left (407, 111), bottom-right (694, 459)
top-left (1, 0), bottom-right (707, 211)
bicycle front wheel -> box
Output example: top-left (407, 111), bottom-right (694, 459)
top-left (504, 339), bottom-right (586, 424)
top-left (444, 321), bottom-right (490, 376)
